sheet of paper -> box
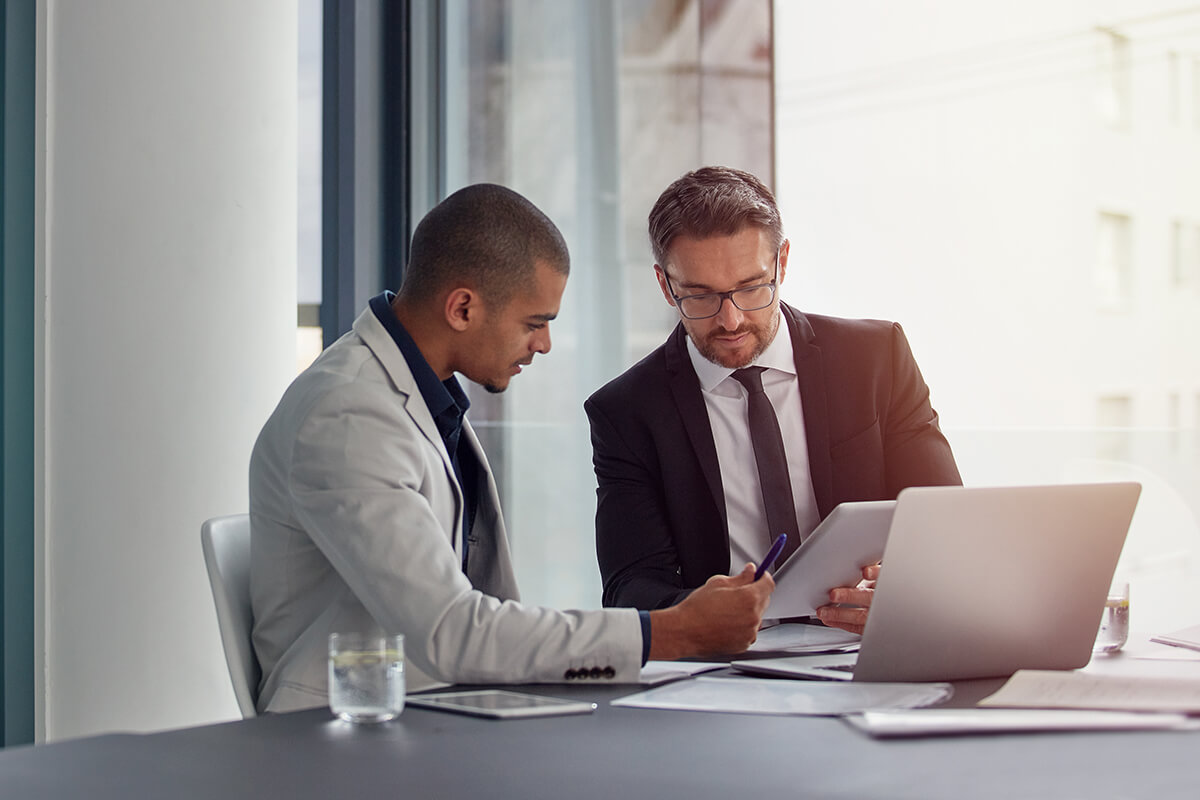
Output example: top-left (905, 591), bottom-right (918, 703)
top-left (844, 708), bottom-right (1196, 739)
top-left (979, 669), bottom-right (1200, 713)
top-left (1134, 649), bottom-right (1200, 662)
top-left (1150, 623), bottom-right (1200, 653)
top-left (638, 661), bottom-right (725, 686)
top-left (611, 676), bottom-right (951, 716)
top-left (744, 623), bottom-right (860, 655)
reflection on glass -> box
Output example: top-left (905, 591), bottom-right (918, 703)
top-left (443, 0), bottom-right (773, 609)
top-left (772, 1), bottom-right (1200, 634)
top-left (438, 1), bottom-right (1200, 616)
top-left (774, 2), bottom-right (1200, 432)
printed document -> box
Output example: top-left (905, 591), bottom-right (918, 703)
top-left (611, 676), bottom-right (950, 716)
top-left (979, 669), bottom-right (1200, 713)
top-left (1150, 623), bottom-right (1200, 653)
top-left (844, 708), bottom-right (1196, 738)
top-left (744, 622), bottom-right (860, 655)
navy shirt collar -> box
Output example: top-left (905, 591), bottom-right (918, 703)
top-left (369, 291), bottom-right (470, 439)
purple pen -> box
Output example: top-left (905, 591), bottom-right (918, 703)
top-left (754, 533), bottom-right (788, 581)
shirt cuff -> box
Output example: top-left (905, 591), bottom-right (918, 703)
top-left (639, 610), bottom-right (652, 665)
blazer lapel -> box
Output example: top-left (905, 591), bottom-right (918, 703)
top-left (784, 304), bottom-right (834, 517)
top-left (664, 324), bottom-right (727, 529)
top-left (352, 308), bottom-right (466, 550)
top-left (459, 420), bottom-right (519, 601)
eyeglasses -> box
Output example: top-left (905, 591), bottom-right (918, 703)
top-left (662, 253), bottom-right (780, 320)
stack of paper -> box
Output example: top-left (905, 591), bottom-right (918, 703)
top-left (743, 622), bottom-right (860, 655)
top-left (611, 675), bottom-right (950, 716)
top-left (843, 670), bottom-right (1200, 738)
top-left (1151, 623), bottom-right (1200, 653)
top-left (979, 669), bottom-right (1200, 713)
top-left (845, 708), bottom-right (1196, 738)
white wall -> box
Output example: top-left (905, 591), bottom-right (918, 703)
top-left (774, 0), bottom-right (1200, 431)
top-left (38, 0), bottom-right (297, 740)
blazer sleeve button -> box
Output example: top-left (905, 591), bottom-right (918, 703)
top-left (603, 666), bottom-right (615, 679)
top-left (563, 669), bottom-right (576, 680)
top-left (589, 667), bottom-right (603, 679)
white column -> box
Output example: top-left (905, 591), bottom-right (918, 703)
top-left (40, 0), bottom-right (297, 739)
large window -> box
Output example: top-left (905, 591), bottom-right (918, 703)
top-left (774, 1), bottom-right (1200, 632)
top-left (439, 0), bottom-right (774, 608)
top-left (298, 0), bottom-right (773, 610)
top-left (301, 1), bottom-right (1200, 630)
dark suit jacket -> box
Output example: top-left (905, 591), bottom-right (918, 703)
top-left (585, 303), bottom-right (962, 610)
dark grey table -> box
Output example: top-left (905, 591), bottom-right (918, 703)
top-left (2, 673), bottom-right (1196, 799)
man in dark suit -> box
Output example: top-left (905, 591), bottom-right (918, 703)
top-left (585, 167), bottom-right (961, 633)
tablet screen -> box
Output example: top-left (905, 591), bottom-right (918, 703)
top-left (406, 690), bottom-right (598, 719)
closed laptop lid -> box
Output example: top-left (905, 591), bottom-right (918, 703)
top-left (853, 482), bottom-right (1141, 682)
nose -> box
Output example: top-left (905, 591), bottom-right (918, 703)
top-left (713, 295), bottom-right (744, 330)
top-left (534, 325), bottom-right (552, 355)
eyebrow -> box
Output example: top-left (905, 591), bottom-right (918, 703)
top-left (670, 271), bottom-right (770, 292)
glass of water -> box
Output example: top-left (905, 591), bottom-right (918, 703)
top-left (1092, 582), bottom-right (1130, 654)
top-left (328, 633), bottom-right (405, 722)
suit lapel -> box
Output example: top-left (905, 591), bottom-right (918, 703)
top-left (459, 420), bottom-right (519, 600)
top-left (352, 309), bottom-right (466, 551)
top-left (665, 324), bottom-right (727, 529)
top-left (784, 305), bottom-right (834, 517)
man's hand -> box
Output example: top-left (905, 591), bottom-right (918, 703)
top-left (815, 563), bottom-right (880, 635)
top-left (647, 564), bottom-right (773, 660)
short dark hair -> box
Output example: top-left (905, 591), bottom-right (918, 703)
top-left (400, 183), bottom-right (570, 308)
top-left (647, 166), bottom-right (783, 266)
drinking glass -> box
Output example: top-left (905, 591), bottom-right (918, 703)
top-left (328, 633), bottom-right (405, 722)
top-left (1092, 582), bottom-right (1130, 654)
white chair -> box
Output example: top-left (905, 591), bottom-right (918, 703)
top-left (200, 514), bottom-right (260, 718)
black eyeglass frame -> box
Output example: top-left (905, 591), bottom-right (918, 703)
top-left (661, 251), bottom-right (781, 320)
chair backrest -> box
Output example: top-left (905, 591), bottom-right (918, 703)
top-left (200, 514), bottom-right (260, 718)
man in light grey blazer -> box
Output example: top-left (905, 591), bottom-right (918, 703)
top-left (250, 183), bottom-right (773, 713)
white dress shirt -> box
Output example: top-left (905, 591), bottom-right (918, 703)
top-left (686, 322), bottom-right (821, 572)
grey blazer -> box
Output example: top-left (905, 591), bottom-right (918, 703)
top-left (250, 307), bottom-right (641, 713)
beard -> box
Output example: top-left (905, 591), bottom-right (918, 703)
top-left (693, 312), bottom-right (781, 369)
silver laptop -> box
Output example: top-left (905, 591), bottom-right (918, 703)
top-left (734, 482), bottom-right (1141, 682)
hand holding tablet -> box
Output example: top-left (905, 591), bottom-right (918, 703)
top-left (765, 500), bottom-right (896, 619)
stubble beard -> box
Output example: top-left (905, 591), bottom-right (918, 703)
top-left (694, 310), bottom-right (781, 370)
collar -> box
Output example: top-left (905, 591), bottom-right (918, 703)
top-left (685, 311), bottom-right (796, 394)
top-left (369, 292), bottom-right (470, 430)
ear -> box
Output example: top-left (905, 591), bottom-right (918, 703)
top-left (444, 287), bottom-right (478, 332)
top-left (777, 239), bottom-right (791, 285)
top-left (654, 265), bottom-right (677, 307)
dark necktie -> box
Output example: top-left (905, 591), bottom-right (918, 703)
top-left (732, 367), bottom-right (801, 567)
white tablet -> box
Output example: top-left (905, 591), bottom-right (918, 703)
top-left (405, 690), bottom-right (598, 719)
top-left (765, 500), bottom-right (895, 618)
